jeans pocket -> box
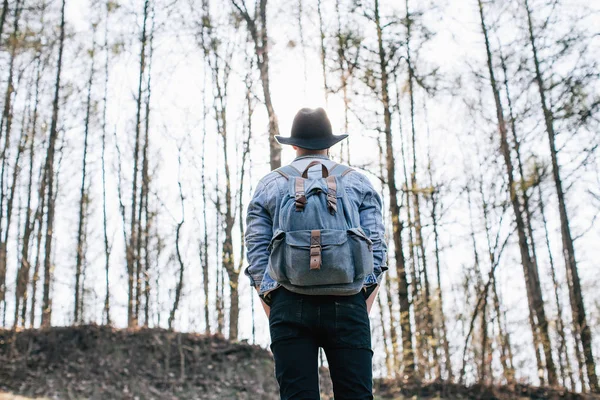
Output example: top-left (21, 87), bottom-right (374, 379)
top-left (269, 296), bottom-right (303, 344)
top-left (334, 295), bottom-right (371, 349)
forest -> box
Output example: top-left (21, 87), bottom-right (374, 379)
top-left (0, 0), bottom-right (599, 396)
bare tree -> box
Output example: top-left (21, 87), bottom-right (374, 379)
top-left (100, 0), bottom-right (115, 326)
top-left (477, 0), bottom-right (557, 385)
top-left (0, 0), bottom-right (10, 42)
top-left (317, 0), bottom-right (328, 106)
top-left (74, 18), bottom-right (98, 324)
top-left (168, 149), bottom-right (186, 331)
top-left (200, 65), bottom-right (210, 334)
top-left (0, 0), bottom-right (23, 316)
top-left (14, 52), bottom-right (42, 328)
top-left (40, 0), bottom-right (67, 327)
top-left (524, 0), bottom-right (598, 391)
top-left (127, 0), bottom-right (150, 328)
top-left (230, 0), bottom-right (281, 169)
top-left (372, 0), bottom-right (415, 381)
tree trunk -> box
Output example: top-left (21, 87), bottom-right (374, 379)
top-left (10, 85), bottom-right (31, 328)
top-left (41, 0), bottom-right (67, 328)
top-left (497, 46), bottom-right (545, 382)
top-left (230, 0), bottom-right (281, 169)
top-left (0, 0), bottom-right (23, 312)
top-left (127, 0), bottom-right (150, 328)
top-left (492, 273), bottom-right (516, 384)
top-left (466, 183), bottom-right (486, 383)
top-left (536, 165), bottom-right (575, 389)
top-left (14, 56), bottom-right (41, 328)
top-left (74, 26), bottom-right (97, 324)
top-left (392, 70), bottom-right (424, 378)
top-left (296, 0), bottom-right (307, 91)
top-left (101, 0), bottom-right (112, 326)
top-left (235, 64), bottom-right (254, 341)
top-left (378, 288), bottom-right (393, 377)
top-left (524, 0), bottom-right (597, 391)
top-left (30, 182), bottom-right (45, 327)
top-left (168, 152), bottom-right (186, 331)
top-left (317, 0), bottom-right (328, 106)
top-left (201, 67), bottom-right (210, 334)
top-left (373, 0), bottom-right (415, 381)
top-left (477, 0), bottom-right (557, 385)
top-left (334, 0), bottom-right (353, 164)
top-left (141, 2), bottom-right (155, 328)
top-left (405, 0), bottom-right (437, 378)
top-left (427, 149), bottom-right (452, 381)
top-left (376, 134), bottom-right (399, 378)
top-left (0, 0), bottom-right (10, 43)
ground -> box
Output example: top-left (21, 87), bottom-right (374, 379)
top-left (0, 326), bottom-right (597, 399)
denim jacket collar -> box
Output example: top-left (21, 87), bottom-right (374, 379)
top-left (292, 154), bottom-right (330, 162)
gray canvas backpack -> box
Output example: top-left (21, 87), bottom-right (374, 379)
top-left (267, 160), bottom-right (374, 295)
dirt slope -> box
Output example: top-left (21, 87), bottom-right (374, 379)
top-left (0, 325), bottom-right (277, 400)
top-left (1, 326), bottom-right (598, 400)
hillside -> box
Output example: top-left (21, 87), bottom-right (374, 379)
top-left (0, 326), bottom-right (597, 400)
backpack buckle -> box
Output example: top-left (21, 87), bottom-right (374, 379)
top-left (295, 193), bottom-right (306, 211)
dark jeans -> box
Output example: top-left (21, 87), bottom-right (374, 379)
top-left (268, 287), bottom-right (373, 400)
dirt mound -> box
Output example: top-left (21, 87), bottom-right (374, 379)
top-left (1, 326), bottom-right (598, 400)
top-left (0, 325), bottom-right (278, 399)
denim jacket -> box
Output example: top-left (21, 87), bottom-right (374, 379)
top-left (244, 155), bottom-right (388, 297)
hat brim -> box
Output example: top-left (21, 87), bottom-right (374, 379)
top-left (275, 134), bottom-right (349, 150)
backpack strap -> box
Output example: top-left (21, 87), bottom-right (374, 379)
top-left (277, 162), bottom-right (353, 214)
top-left (295, 177), bottom-right (306, 211)
top-left (326, 164), bottom-right (354, 214)
top-left (329, 164), bottom-right (354, 177)
top-left (274, 166), bottom-right (306, 211)
top-left (274, 165), bottom-right (302, 179)
top-left (325, 176), bottom-right (337, 215)
top-left (310, 230), bottom-right (322, 270)
top-left (301, 161), bottom-right (329, 178)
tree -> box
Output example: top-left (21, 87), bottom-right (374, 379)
top-left (477, 0), bottom-right (557, 385)
top-left (523, 0), bottom-right (598, 390)
top-left (40, 0), bottom-right (67, 328)
top-left (74, 17), bottom-right (98, 324)
top-left (127, 0), bottom-right (151, 328)
top-left (371, 0), bottom-right (415, 381)
top-left (0, 0), bottom-right (24, 316)
top-left (230, 0), bottom-right (281, 170)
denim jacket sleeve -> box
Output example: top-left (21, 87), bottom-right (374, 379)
top-left (356, 173), bottom-right (388, 286)
top-left (244, 179), bottom-right (273, 289)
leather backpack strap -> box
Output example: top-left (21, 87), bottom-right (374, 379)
top-left (310, 230), bottom-right (321, 270)
top-left (325, 176), bottom-right (337, 214)
top-left (295, 177), bottom-right (306, 211)
top-left (274, 165), bottom-right (302, 179)
top-left (328, 162), bottom-right (340, 174)
top-left (301, 160), bottom-right (329, 178)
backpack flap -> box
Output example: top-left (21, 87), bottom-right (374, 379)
top-left (268, 228), bottom-right (356, 287)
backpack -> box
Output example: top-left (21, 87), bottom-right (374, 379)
top-left (266, 160), bottom-right (374, 295)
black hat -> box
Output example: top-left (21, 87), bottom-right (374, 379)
top-left (275, 107), bottom-right (348, 150)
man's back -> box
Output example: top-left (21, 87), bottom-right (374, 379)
top-left (244, 107), bottom-right (386, 400)
top-left (244, 154), bottom-right (387, 299)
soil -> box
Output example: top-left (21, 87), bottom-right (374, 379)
top-left (0, 326), bottom-right (598, 400)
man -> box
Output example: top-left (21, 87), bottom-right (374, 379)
top-left (244, 107), bottom-right (387, 400)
